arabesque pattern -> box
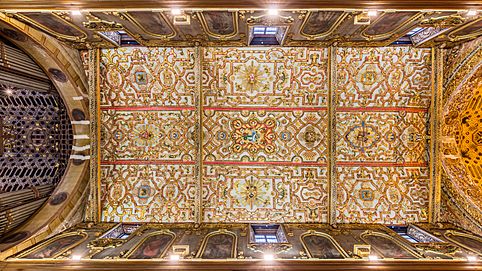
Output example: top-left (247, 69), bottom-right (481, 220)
top-left (99, 46), bottom-right (431, 224)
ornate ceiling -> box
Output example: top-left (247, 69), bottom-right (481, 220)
top-left (96, 46), bottom-right (431, 224)
top-left (440, 36), bottom-right (482, 232)
top-left (1, 9), bottom-right (481, 48)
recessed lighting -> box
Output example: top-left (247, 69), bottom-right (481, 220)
top-left (368, 255), bottom-right (379, 261)
top-left (467, 10), bottom-right (478, 16)
top-left (169, 254), bottom-right (180, 261)
top-left (71, 255), bottom-right (82, 260)
top-left (268, 9), bottom-right (279, 16)
top-left (71, 10), bottom-right (82, 16)
top-left (467, 255), bottom-right (477, 261)
top-left (4, 87), bottom-right (13, 95)
top-left (367, 10), bottom-right (378, 17)
top-left (263, 253), bottom-right (275, 261)
top-left (171, 8), bottom-right (182, 15)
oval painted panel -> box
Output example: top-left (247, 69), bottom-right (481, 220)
top-left (203, 11), bottom-right (236, 36)
top-left (302, 11), bottom-right (345, 36)
top-left (128, 234), bottom-right (173, 259)
top-left (127, 12), bottom-right (174, 36)
top-left (303, 235), bottom-right (344, 259)
top-left (201, 234), bottom-right (235, 259)
top-left (22, 13), bottom-right (84, 37)
top-left (364, 234), bottom-right (416, 259)
top-left (364, 12), bottom-right (419, 36)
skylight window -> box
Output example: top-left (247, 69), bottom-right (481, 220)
top-left (407, 27), bottom-right (423, 36)
top-left (249, 25), bottom-right (287, 46)
top-left (253, 26), bottom-right (279, 35)
top-left (250, 224), bottom-right (288, 244)
top-left (388, 226), bottom-right (420, 243)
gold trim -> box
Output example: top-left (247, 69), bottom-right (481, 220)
top-left (96, 48), bottom-right (101, 222)
top-left (195, 229), bottom-right (238, 258)
top-left (196, 46), bottom-right (203, 224)
top-left (360, 12), bottom-right (424, 41)
top-left (360, 231), bottom-right (423, 259)
top-left (299, 11), bottom-right (348, 40)
top-left (119, 11), bottom-right (177, 40)
top-left (11, 12), bottom-right (87, 42)
top-left (327, 46), bottom-right (336, 225)
top-left (17, 231), bottom-right (88, 259)
top-left (444, 230), bottom-right (482, 256)
top-left (196, 11), bottom-right (239, 40)
top-left (124, 230), bottom-right (176, 259)
top-left (447, 17), bottom-right (482, 42)
top-left (300, 230), bottom-right (349, 258)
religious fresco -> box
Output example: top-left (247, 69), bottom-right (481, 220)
top-left (198, 232), bottom-right (237, 259)
top-left (99, 46), bottom-right (431, 224)
top-left (127, 232), bottom-right (175, 259)
top-left (361, 232), bottom-right (421, 259)
top-left (301, 233), bottom-right (347, 258)
top-left (20, 233), bottom-right (87, 259)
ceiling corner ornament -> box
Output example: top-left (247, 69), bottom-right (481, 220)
top-left (83, 14), bottom-right (123, 31)
top-left (246, 13), bottom-right (294, 25)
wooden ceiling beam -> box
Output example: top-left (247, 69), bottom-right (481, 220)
top-left (0, 0), bottom-right (481, 11)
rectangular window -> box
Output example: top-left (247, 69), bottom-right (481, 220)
top-left (250, 224), bottom-right (287, 243)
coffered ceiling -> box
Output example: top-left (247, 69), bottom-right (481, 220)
top-left (1, 9), bottom-right (481, 48)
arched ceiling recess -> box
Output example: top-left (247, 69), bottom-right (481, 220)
top-left (441, 36), bottom-right (482, 230)
top-left (0, 13), bottom-right (90, 260)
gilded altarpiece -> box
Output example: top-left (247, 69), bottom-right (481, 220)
top-left (98, 46), bottom-right (432, 224)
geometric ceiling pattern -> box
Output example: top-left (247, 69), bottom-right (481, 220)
top-left (99, 46), bottom-right (432, 224)
top-left (3, 9), bottom-right (482, 48)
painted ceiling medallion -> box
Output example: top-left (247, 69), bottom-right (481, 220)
top-left (344, 121), bottom-right (381, 153)
top-left (133, 122), bottom-right (159, 148)
top-left (231, 118), bottom-right (277, 154)
top-left (232, 176), bottom-right (271, 211)
top-left (235, 61), bottom-right (271, 95)
top-left (298, 124), bottom-right (322, 149)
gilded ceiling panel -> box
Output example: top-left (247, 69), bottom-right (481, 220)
top-left (203, 47), bottom-right (328, 107)
top-left (101, 110), bottom-right (197, 162)
top-left (336, 166), bottom-right (429, 224)
top-left (100, 47), bottom-right (196, 107)
top-left (98, 46), bottom-right (431, 224)
top-left (336, 111), bottom-right (427, 163)
top-left (101, 164), bottom-right (197, 222)
top-left (203, 165), bottom-right (328, 222)
top-left (334, 47), bottom-right (431, 225)
top-left (336, 47), bottom-right (431, 108)
top-left (203, 110), bottom-right (327, 163)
